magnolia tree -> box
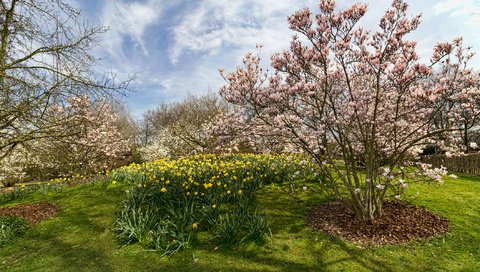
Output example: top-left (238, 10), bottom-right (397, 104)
top-left (25, 96), bottom-right (131, 179)
top-left (214, 0), bottom-right (480, 221)
top-left (0, 145), bottom-right (29, 186)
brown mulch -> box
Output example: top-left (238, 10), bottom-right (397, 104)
top-left (0, 203), bottom-right (59, 226)
top-left (306, 201), bottom-right (450, 246)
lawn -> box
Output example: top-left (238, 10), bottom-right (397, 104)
top-left (0, 174), bottom-right (479, 271)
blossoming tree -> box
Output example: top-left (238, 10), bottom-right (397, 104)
top-left (216, 0), bottom-right (480, 221)
top-left (27, 96), bottom-right (131, 178)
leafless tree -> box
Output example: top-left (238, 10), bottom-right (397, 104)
top-left (139, 93), bottom-right (226, 157)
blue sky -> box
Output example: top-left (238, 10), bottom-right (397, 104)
top-left (72, 0), bottom-right (480, 117)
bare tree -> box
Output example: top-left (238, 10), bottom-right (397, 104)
top-left (0, 0), bottom-right (128, 159)
top-left (138, 93), bottom-right (226, 158)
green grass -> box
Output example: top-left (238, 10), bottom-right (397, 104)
top-left (0, 217), bottom-right (28, 246)
top-left (0, 175), bottom-right (479, 271)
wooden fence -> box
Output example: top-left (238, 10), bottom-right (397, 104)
top-left (421, 153), bottom-right (480, 175)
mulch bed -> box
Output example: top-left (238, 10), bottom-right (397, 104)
top-left (0, 203), bottom-right (59, 226)
top-left (306, 201), bottom-right (450, 246)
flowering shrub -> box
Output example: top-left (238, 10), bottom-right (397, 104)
top-left (110, 154), bottom-right (321, 254)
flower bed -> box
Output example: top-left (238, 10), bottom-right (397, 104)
top-left (108, 154), bottom-right (321, 255)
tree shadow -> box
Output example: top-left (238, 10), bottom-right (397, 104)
top-left (189, 231), bottom-right (425, 272)
top-left (0, 186), bottom-right (124, 271)
top-left (1, 210), bottom-right (116, 271)
top-left (255, 184), bottom-right (331, 234)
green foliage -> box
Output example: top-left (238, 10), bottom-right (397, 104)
top-left (243, 208), bottom-right (270, 242)
top-left (113, 189), bottom-right (199, 255)
top-left (0, 175), bottom-right (91, 204)
top-left (213, 193), bottom-right (269, 245)
top-left (113, 203), bottom-right (159, 246)
top-left (214, 206), bottom-right (269, 246)
top-left (0, 187), bottom-right (29, 203)
top-left (0, 216), bottom-right (29, 247)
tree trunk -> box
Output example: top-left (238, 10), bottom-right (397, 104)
top-left (464, 122), bottom-right (469, 153)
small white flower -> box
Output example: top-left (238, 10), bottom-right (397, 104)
top-left (382, 167), bottom-right (391, 176)
top-left (394, 195), bottom-right (401, 200)
top-left (354, 188), bottom-right (361, 195)
top-left (375, 184), bottom-right (385, 190)
top-left (448, 174), bottom-right (458, 179)
top-left (302, 186), bottom-right (308, 191)
top-left (469, 142), bottom-right (478, 149)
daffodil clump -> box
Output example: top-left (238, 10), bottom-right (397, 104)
top-left (111, 153), bottom-right (320, 255)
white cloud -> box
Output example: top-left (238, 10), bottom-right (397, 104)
top-left (168, 0), bottom-right (306, 65)
top-left (159, 78), bottom-right (175, 90)
top-left (100, 0), bottom-right (163, 59)
top-left (434, 0), bottom-right (480, 24)
top-left (434, 0), bottom-right (465, 14)
top-left (433, 0), bottom-right (480, 16)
